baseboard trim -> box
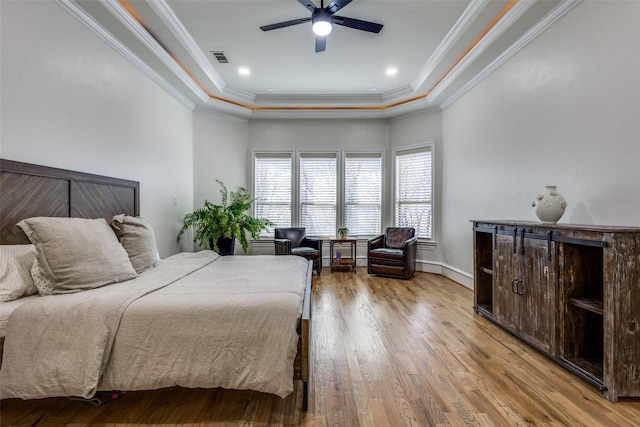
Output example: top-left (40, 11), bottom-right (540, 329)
top-left (416, 260), bottom-right (474, 289)
top-left (275, 251), bottom-right (475, 289)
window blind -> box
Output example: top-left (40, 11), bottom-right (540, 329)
top-left (395, 146), bottom-right (432, 239)
top-left (299, 153), bottom-right (336, 236)
top-left (254, 153), bottom-right (292, 236)
top-left (344, 153), bottom-right (382, 236)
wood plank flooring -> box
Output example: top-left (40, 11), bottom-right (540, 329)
top-left (2, 268), bottom-right (639, 426)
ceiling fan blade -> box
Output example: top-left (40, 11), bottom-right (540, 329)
top-left (325, 0), bottom-right (352, 14)
top-left (332, 15), bottom-right (383, 33)
top-left (315, 35), bottom-right (326, 52)
top-left (297, 0), bottom-right (318, 13)
top-left (260, 17), bottom-right (311, 31)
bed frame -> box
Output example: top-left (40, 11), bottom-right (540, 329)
top-left (0, 158), bottom-right (311, 410)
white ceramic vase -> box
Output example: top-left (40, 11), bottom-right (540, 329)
top-left (532, 185), bottom-right (567, 224)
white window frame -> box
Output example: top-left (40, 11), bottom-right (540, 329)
top-left (392, 142), bottom-right (434, 240)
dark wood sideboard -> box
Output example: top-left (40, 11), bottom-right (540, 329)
top-left (472, 220), bottom-right (640, 402)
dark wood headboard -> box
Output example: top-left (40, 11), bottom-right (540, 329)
top-left (0, 159), bottom-right (139, 245)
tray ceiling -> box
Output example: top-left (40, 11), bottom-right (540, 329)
top-left (65, 0), bottom-right (580, 119)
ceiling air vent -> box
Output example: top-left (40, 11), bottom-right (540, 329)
top-left (211, 51), bottom-right (229, 64)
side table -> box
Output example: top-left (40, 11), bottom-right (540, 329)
top-left (329, 237), bottom-right (357, 273)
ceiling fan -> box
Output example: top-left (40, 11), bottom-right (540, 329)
top-left (260, 0), bottom-right (383, 53)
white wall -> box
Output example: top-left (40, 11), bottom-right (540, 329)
top-left (248, 119), bottom-right (389, 152)
top-left (388, 111), bottom-right (446, 274)
top-left (441, 0), bottom-right (640, 277)
top-left (0, 0), bottom-right (194, 257)
top-left (193, 112), bottom-right (249, 207)
top-left (190, 112), bottom-right (249, 253)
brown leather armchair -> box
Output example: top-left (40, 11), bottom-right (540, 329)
top-left (274, 227), bottom-right (323, 275)
top-left (367, 227), bottom-right (417, 279)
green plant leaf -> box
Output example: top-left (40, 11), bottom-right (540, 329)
top-left (178, 180), bottom-right (274, 253)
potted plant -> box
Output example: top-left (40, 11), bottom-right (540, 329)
top-left (337, 227), bottom-right (349, 238)
top-left (178, 180), bottom-right (273, 255)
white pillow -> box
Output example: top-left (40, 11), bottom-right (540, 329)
top-left (110, 214), bottom-right (159, 273)
top-left (0, 245), bottom-right (39, 302)
top-left (30, 258), bottom-right (57, 296)
top-left (17, 217), bottom-right (137, 295)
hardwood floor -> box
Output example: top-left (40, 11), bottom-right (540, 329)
top-left (2, 269), bottom-right (639, 426)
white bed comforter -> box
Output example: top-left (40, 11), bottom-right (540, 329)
top-left (0, 252), bottom-right (309, 400)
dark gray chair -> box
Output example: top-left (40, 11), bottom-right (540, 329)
top-left (367, 227), bottom-right (417, 279)
top-left (274, 227), bottom-right (323, 275)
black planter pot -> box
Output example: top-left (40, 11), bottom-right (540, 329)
top-left (211, 237), bottom-right (235, 256)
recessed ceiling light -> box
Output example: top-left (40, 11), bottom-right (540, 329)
top-left (238, 67), bottom-right (250, 76)
top-left (386, 67), bottom-right (397, 76)
top-left (370, 87), bottom-right (379, 92)
top-left (266, 88), bottom-right (274, 92)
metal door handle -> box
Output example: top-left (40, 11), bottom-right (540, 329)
top-left (512, 278), bottom-right (524, 295)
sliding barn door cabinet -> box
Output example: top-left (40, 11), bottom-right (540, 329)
top-left (472, 220), bottom-right (640, 402)
top-left (494, 232), bottom-right (556, 354)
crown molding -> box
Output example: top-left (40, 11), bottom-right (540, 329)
top-left (56, 0), bottom-right (195, 111)
top-left (205, 96), bottom-right (252, 118)
top-left (427, 0), bottom-right (535, 103)
top-left (101, 0), bottom-right (209, 103)
top-left (381, 85), bottom-right (414, 102)
top-left (389, 105), bottom-right (443, 122)
top-left (193, 106), bottom-right (249, 124)
top-left (146, 0), bottom-right (227, 93)
top-left (223, 85), bottom-right (257, 102)
top-left (247, 96), bottom-right (441, 120)
top-left (412, 0), bottom-right (490, 91)
top-left (253, 93), bottom-right (386, 106)
top-left (440, 0), bottom-right (583, 110)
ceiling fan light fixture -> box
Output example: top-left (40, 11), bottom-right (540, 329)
top-left (312, 20), bottom-right (332, 36)
top-left (312, 10), bottom-right (332, 36)
top-left (260, 1), bottom-right (383, 52)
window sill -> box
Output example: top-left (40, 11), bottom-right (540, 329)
top-left (252, 238), bottom-right (436, 251)
top-left (418, 240), bottom-right (437, 251)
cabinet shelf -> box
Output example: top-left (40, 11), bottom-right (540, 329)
top-left (569, 298), bottom-right (603, 315)
top-left (473, 230), bottom-right (494, 318)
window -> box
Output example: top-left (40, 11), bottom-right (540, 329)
top-left (254, 152), bottom-right (292, 236)
top-left (299, 153), bottom-right (337, 236)
top-left (344, 153), bottom-right (382, 236)
top-left (394, 144), bottom-right (433, 239)
top-left (253, 150), bottom-right (383, 238)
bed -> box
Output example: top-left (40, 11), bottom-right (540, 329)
top-left (0, 159), bottom-right (312, 409)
